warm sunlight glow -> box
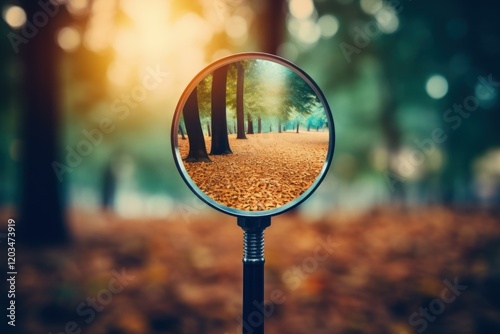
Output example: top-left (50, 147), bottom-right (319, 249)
top-left (2, 5), bottom-right (26, 29)
top-left (78, 0), bottom-right (215, 90)
top-left (119, 0), bottom-right (171, 60)
top-left (106, 60), bottom-right (131, 86)
top-left (112, 28), bottom-right (139, 61)
top-left (83, 0), bottom-right (114, 52)
top-left (225, 15), bottom-right (248, 42)
top-left (57, 27), bottom-right (81, 52)
top-left (211, 49), bottom-right (232, 62)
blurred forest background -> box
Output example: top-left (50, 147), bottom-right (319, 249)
top-left (1, 0), bottom-right (500, 333)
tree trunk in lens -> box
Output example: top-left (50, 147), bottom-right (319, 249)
top-left (278, 120), bottom-right (282, 133)
top-left (257, 116), bottom-right (262, 133)
top-left (235, 62), bottom-right (247, 139)
top-left (18, 0), bottom-right (69, 246)
top-left (210, 65), bottom-right (232, 155)
top-left (183, 86), bottom-right (211, 162)
top-left (206, 122), bottom-right (211, 137)
top-left (247, 114), bottom-right (254, 134)
top-left (179, 124), bottom-right (186, 140)
top-left (296, 122), bottom-right (300, 133)
top-left (307, 124), bottom-right (310, 132)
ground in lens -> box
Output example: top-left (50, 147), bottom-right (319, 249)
top-left (179, 131), bottom-right (329, 211)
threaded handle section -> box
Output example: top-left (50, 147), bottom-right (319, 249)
top-left (243, 229), bottom-right (264, 262)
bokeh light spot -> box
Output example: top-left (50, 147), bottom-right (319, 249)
top-left (57, 27), bottom-right (81, 52)
top-left (289, 0), bottom-right (314, 20)
top-left (2, 5), bottom-right (26, 29)
top-left (67, 0), bottom-right (89, 16)
top-left (318, 14), bottom-right (339, 38)
top-left (375, 6), bottom-right (399, 34)
top-left (297, 19), bottom-right (321, 44)
top-left (360, 0), bottom-right (383, 15)
top-left (426, 75), bottom-right (449, 99)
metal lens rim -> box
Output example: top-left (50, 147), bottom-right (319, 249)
top-left (171, 52), bottom-right (335, 218)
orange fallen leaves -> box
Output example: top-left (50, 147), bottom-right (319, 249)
top-left (178, 131), bottom-right (329, 211)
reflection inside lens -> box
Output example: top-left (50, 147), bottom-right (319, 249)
top-left (177, 59), bottom-right (329, 211)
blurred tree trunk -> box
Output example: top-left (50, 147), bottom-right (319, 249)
top-left (210, 65), bottom-right (232, 155)
top-left (18, 1), bottom-right (69, 245)
top-left (259, 0), bottom-right (286, 54)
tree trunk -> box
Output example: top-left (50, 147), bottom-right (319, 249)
top-left (259, 0), bottom-right (286, 55)
top-left (296, 122), bottom-right (300, 133)
top-left (210, 65), bottom-right (232, 155)
top-left (183, 86), bottom-right (211, 162)
top-left (179, 124), bottom-right (186, 140)
top-left (19, 0), bottom-right (69, 246)
top-left (257, 116), bottom-right (262, 133)
top-left (206, 122), bottom-right (211, 137)
top-left (235, 62), bottom-right (247, 139)
top-left (307, 124), bottom-right (310, 131)
top-left (278, 120), bottom-right (282, 133)
top-left (247, 114), bottom-right (254, 134)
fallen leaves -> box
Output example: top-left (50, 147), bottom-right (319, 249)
top-left (178, 132), bottom-right (329, 211)
top-left (5, 207), bottom-right (500, 334)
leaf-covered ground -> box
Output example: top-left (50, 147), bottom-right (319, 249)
top-left (4, 207), bottom-right (500, 334)
top-left (178, 131), bottom-right (329, 211)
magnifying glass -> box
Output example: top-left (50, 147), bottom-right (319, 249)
top-left (171, 52), bottom-right (334, 333)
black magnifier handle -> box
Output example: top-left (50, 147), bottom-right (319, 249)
top-left (238, 217), bottom-right (271, 334)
